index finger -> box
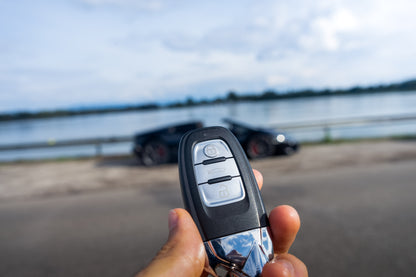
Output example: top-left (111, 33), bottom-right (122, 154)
top-left (253, 169), bottom-right (263, 190)
top-left (269, 205), bottom-right (301, 254)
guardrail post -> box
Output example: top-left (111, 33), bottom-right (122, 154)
top-left (323, 125), bottom-right (332, 142)
top-left (95, 143), bottom-right (102, 157)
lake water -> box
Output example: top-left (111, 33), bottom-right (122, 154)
top-left (1, 91), bottom-right (416, 161)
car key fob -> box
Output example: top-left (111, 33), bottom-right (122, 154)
top-left (178, 126), bottom-right (274, 277)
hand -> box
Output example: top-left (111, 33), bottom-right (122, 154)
top-left (136, 170), bottom-right (308, 277)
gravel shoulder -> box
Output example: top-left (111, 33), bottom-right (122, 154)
top-left (1, 139), bottom-right (415, 201)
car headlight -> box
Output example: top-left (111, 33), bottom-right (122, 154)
top-left (276, 134), bottom-right (286, 143)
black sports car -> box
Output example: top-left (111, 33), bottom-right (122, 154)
top-left (223, 118), bottom-right (299, 158)
top-left (133, 119), bottom-right (299, 166)
top-left (133, 121), bottom-right (203, 166)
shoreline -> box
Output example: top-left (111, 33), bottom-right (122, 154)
top-left (1, 84), bottom-right (416, 122)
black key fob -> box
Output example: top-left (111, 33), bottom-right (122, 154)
top-left (178, 126), bottom-right (274, 277)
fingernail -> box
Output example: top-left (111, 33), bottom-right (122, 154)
top-left (274, 258), bottom-right (295, 276)
top-left (168, 209), bottom-right (179, 232)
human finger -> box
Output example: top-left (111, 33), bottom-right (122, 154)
top-left (269, 205), bottom-right (301, 254)
top-left (253, 169), bottom-right (263, 190)
top-left (262, 253), bottom-right (308, 277)
top-left (135, 208), bottom-right (205, 277)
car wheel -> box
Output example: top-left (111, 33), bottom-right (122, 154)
top-left (246, 136), bottom-right (272, 159)
top-left (141, 140), bottom-right (170, 166)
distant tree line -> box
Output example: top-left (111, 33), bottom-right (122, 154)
top-left (0, 103), bottom-right (160, 121)
top-left (1, 78), bottom-right (415, 122)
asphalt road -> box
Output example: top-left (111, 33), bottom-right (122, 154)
top-left (1, 159), bottom-right (415, 277)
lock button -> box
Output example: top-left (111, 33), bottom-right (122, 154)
top-left (198, 177), bottom-right (245, 207)
top-left (193, 139), bottom-right (233, 164)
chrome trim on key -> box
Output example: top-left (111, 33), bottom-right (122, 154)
top-left (204, 227), bottom-right (274, 277)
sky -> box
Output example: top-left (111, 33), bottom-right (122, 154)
top-left (1, 0), bottom-right (416, 112)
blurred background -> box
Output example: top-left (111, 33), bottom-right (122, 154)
top-left (0, 0), bottom-right (415, 276)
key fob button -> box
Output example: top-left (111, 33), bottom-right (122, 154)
top-left (194, 158), bottom-right (240, 184)
top-left (193, 139), bottom-right (233, 164)
top-left (198, 177), bottom-right (245, 207)
top-left (203, 144), bottom-right (219, 158)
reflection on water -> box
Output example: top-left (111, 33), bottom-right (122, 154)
top-left (1, 91), bottom-right (416, 160)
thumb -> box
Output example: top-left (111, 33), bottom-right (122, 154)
top-left (136, 208), bottom-right (206, 277)
top-left (262, 254), bottom-right (308, 277)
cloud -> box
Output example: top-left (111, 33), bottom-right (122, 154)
top-left (160, 2), bottom-right (364, 60)
top-left (76, 0), bottom-right (165, 11)
top-left (266, 75), bottom-right (289, 87)
top-left (0, 0), bottom-right (416, 112)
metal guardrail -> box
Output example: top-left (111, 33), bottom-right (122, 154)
top-left (270, 114), bottom-right (416, 130)
top-left (270, 113), bottom-right (416, 140)
top-left (0, 135), bottom-right (133, 156)
top-left (0, 113), bottom-right (415, 157)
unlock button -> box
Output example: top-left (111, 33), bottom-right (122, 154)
top-left (198, 177), bottom-right (245, 207)
top-left (194, 158), bottom-right (240, 184)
